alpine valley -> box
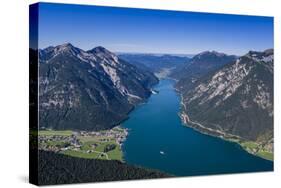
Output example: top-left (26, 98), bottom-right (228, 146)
top-left (33, 43), bottom-right (273, 184)
top-left (118, 53), bottom-right (191, 78)
top-left (119, 49), bottom-right (274, 161)
top-left (29, 4), bottom-right (274, 185)
top-left (37, 45), bottom-right (274, 161)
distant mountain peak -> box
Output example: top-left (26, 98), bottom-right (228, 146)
top-left (172, 50), bottom-right (238, 87)
top-left (211, 50), bottom-right (228, 57)
top-left (195, 50), bottom-right (228, 58)
top-left (42, 44), bottom-right (116, 58)
top-left (40, 44), bottom-right (117, 65)
top-left (188, 50), bottom-right (236, 67)
top-left (53, 43), bottom-right (80, 54)
top-left (61, 42), bottom-right (74, 47)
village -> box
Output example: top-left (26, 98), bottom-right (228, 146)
top-left (38, 126), bottom-right (128, 161)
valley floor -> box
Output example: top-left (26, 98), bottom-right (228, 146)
top-left (37, 126), bottom-right (128, 161)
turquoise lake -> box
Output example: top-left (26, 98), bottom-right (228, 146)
top-left (122, 79), bottom-right (273, 176)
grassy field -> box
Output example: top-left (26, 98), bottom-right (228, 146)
top-left (61, 150), bottom-right (106, 159)
top-left (239, 141), bottom-right (273, 161)
top-left (240, 141), bottom-right (259, 149)
top-left (39, 130), bottom-right (123, 161)
top-left (60, 141), bottom-right (122, 161)
top-left (106, 145), bottom-right (123, 161)
top-left (226, 139), bottom-right (273, 161)
top-left (39, 130), bottom-right (73, 136)
top-left (257, 151), bottom-right (274, 161)
top-left (78, 140), bottom-right (122, 161)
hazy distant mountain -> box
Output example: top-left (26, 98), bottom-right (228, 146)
top-left (178, 49), bottom-right (273, 153)
top-left (118, 53), bottom-right (191, 76)
top-left (171, 51), bottom-right (237, 82)
top-left (38, 43), bottom-right (158, 131)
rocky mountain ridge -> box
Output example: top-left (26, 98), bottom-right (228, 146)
top-left (177, 49), bottom-right (273, 160)
top-left (171, 50), bottom-right (237, 82)
top-left (38, 43), bottom-right (158, 131)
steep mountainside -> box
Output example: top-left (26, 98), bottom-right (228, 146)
top-left (29, 48), bottom-right (39, 130)
top-left (36, 150), bottom-right (170, 185)
top-left (172, 51), bottom-right (237, 82)
top-left (38, 43), bottom-right (158, 131)
top-left (178, 49), bottom-right (273, 160)
top-left (118, 53), bottom-right (190, 77)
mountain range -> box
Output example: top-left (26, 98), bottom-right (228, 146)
top-left (36, 44), bottom-right (274, 160)
top-left (177, 49), bottom-right (273, 159)
top-left (38, 43), bottom-right (158, 131)
top-left (118, 53), bottom-right (191, 78)
top-left (171, 50), bottom-right (237, 82)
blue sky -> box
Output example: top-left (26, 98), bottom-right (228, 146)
top-left (38, 3), bottom-right (273, 55)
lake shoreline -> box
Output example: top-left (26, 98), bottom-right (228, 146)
top-left (127, 77), bottom-right (273, 162)
top-left (122, 79), bottom-right (273, 176)
top-left (178, 100), bottom-right (273, 161)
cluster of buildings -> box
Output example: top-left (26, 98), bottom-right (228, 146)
top-left (38, 134), bottom-right (82, 152)
top-left (79, 126), bottom-right (129, 146)
top-left (38, 126), bottom-right (129, 153)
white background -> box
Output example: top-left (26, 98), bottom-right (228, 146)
top-left (0, 0), bottom-right (280, 187)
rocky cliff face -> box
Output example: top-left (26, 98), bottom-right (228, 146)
top-left (178, 49), bottom-right (273, 158)
top-left (38, 43), bottom-right (158, 131)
